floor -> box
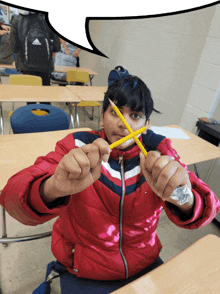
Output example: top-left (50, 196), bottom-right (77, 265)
top-left (0, 77), bottom-right (220, 293)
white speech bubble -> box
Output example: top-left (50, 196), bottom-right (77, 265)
top-left (2, 0), bottom-right (218, 56)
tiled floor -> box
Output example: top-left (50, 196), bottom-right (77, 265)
top-left (0, 76), bottom-right (220, 293)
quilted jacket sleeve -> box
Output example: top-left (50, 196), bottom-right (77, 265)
top-left (0, 134), bottom-right (76, 226)
top-left (157, 138), bottom-right (220, 229)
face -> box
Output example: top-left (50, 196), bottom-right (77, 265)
top-left (100, 104), bottom-right (150, 150)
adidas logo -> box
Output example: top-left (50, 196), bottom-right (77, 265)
top-left (32, 38), bottom-right (41, 45)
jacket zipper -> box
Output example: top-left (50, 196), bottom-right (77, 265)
top-left (118, 155), bottom-right (129, 279)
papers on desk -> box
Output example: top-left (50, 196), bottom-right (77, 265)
top-left (151, 127), bottom-right (191, 140)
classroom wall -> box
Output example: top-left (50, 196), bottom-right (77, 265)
top-left (80, 4), bottom-right (218, 129)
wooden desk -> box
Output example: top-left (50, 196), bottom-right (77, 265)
top-left (0, 64), bottom-right (98, 76)
top-left (0, 128), bottom-right (91, 192)
top-left (161, 125), bottom-right (220, 166)
top-left (0, 85), bottom-right (81, 133)
top-left (111, 234), bottom-right (220, 294)
top-left (54, 66), bottom-right (97, 86)
top-left (0, 64), bottom-right (98, 85)
top-left (54, 66), bottom-right (98, 76)
top-left (0, 64), bottom-right (15, 69)
top-left (0, 84), bottom-right (80, 102)
top-left (66, 86), bottom-right (107, 101)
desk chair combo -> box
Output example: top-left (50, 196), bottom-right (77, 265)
top-left (8, 74), bottom-right (43, 115)
top-left (8, 74), bottom-right (70, 133)
top-left (66, 70), bottom-right (101, 129)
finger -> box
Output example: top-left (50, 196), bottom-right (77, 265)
top-left (154, 161), bottom-right (179, 199)
top-left (81, 143), bottom-right (103, 168)
top-left (93, 138), bottom-right (111, 162)
top-left (60, 148), bottom-right (91, 179)
top-left (151, 156), bottom-right (173, 183)
top-left (140, 152), bottom-right (159, 192)
top-left (144, 151), bottom-right (162, 172)
top-left (162, 167), bottom-right (191, 200)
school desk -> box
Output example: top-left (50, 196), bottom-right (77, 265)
top-left (165, 125), bottom-right (220, 166)
top-left (0, 128), bottom-right (91, 246)
top-left (54, 66), bottom-right (98, 85)
top-left (0, 64), bottom-right (98, 85)
top-left (66, 85), bottom-right (107, 101)
top-left (0, 84), bottom-right (81, 134)
top-left (111, 234), bottom-right (220, 294)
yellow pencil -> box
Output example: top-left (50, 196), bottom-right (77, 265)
top-left (109, 126), bottom-right (146, 149)
top-left (109, 99), bottom-right (148, 156)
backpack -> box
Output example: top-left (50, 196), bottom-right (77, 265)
top-left (108, 66), bottom-right (129, 86)
top-left (18, 14), bottom-right (52, 69)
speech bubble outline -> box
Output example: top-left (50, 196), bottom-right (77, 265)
top-left (1, 0), bottom-right (219, 58)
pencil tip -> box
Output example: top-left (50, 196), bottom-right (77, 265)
top-left (108, 98), bottom-right (114, 106)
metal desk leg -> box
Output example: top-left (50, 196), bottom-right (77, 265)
top-left (75, 103), bottom-right (80, 128)
top-left (0, 102), bottom-right (4, 135)
top-left (204, 158), bottom-right (218, 184)
top-left (0, 205), bottom-right (52, 246)
top-left (194, 163), bottom-right (200, 178)
top-left (67, 102), bottom-right (75, 128)
top-left (1, 207), bottom-right (8, 247)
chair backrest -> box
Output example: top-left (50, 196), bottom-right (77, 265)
top-left (9, 74), bottom-right (42, 86)
top-left (10, 104), bottom-right (70, 134)
top-left (66, 70), bottom-right (89, 84)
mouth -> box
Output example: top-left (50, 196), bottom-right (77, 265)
top-left (114, 133), bottom-right (128, 140)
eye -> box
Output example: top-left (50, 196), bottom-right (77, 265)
top-left (112, 110), bottom-right (117, 115)
top-left (131, 113), bottom-right (142, 120)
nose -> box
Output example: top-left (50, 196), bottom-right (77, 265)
top-left (117, 113), bottom-right (131, 132)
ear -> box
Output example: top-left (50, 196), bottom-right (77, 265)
top-left (100, 109), bottom-right (104, 128)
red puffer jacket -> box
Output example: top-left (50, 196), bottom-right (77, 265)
top-left (1, 129), bottom-right (220, 280)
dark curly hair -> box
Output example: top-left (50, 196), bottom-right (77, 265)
top-left (103, 75), bottom-right (160, 121)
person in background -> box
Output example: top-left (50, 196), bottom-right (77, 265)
top-left (0, 11), bottom-right (10, 36)
top-left (51, 38), bottom-right (81, 83)
top-left (0, 15), bottom-right (14, 65)
top-left (58, 38), bottom-right (81, 67)
top-left (10, 9), bottom-right (60, 85)
top-left (10, 9), bottom-right (60, 104)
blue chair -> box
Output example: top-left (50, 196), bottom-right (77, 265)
top-left (10, 104), bottom-right (70, 134)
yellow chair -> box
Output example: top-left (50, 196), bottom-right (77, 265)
top-left (8, 75), bottom-right (45, 130)
top-left (9, 74), bottom-right (42, 86)
top-left (66, 70), bottom-right (101, 129)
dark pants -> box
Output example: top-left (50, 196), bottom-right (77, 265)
top-left (21, 70), bottom-right (51, 105)
top-left (60, 257), bottom-right (164, 293)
